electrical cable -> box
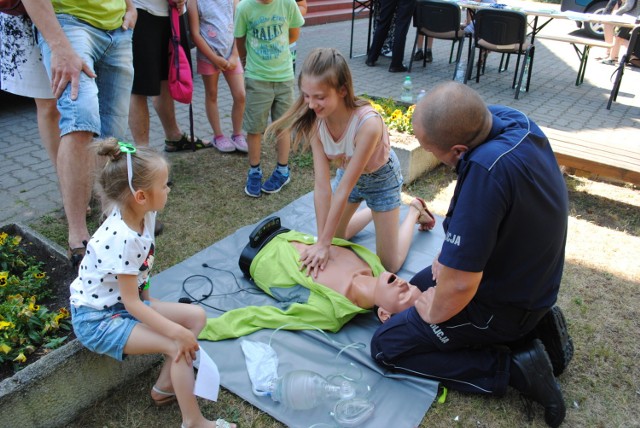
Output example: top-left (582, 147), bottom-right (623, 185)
top-left (179, 262), bottom-right (264, 312)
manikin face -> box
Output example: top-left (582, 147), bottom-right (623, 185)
top-left (373, 271), bottom-right (422, 315)
top-left (300, 75), bottom-right (346, 119)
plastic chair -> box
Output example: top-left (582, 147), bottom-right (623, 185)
top-left (467, 8), bottom-right (534, 99)
top-left (607, 25), bottom-right (640, 110)
top-left (408, 0), bottom-right (468, 74)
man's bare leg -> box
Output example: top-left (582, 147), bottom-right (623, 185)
top-left (34, 98), bottom-right (61, 170)
top-left (129, 93), bottom-right (151, 146)
top-left (153, 81), bottom-right (183, 142)
top-left (57, 130), bottom-right (94, 249)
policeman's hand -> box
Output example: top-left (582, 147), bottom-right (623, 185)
top-left (50, 47), bottom-right (96, 100)
top-left (414, 287), bottom-right (436, 323)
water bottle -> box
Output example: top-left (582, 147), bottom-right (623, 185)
top-left (269, 370), bottom-right (355, 410)
top-left (400, 76), bottom-right (413, 103)
top-left (454, 55), bottom-right (468, 83)
top-left (416, 89), bottom-right (427, 102)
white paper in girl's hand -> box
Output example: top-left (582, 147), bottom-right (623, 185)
top-left (194, 349), bottom-right (220, 401)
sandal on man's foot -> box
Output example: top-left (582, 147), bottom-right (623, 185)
top-left (68, 240), bottom-right (88, 270)
top-left (151, 385), bottom-right (176, 407)
top-left (164, 134), bottom-right (212, 152)
top-left (410, 197), bottom-right (436, 231)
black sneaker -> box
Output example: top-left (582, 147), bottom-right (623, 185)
top-left (511, 339), bottom-right (566, 428)
top-left (533, 306), bottom-right (573, 376)
top-left (425, 49), bottom-right (433, 63)
top-left (413, 49), bottom-right (424, 61)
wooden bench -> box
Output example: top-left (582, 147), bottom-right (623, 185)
top-left (536, 31), bottom-right (612, 86)
top-left (541, 127), bottom-right (640, 186)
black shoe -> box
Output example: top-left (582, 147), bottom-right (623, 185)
top-left (413, 49), bottom-right (424, 61)
top-left (154, 220), bottom-right (164, 237)
top-left (511, 339), bottom-right (566, 427)
top-left (365, 58), bottom-right (376, 67)
top-left (388, 64), bottom-right (408, 73)
top-left (533, 306), bottom-right (574, 376)
top-left (425, 49), bottom-right (433, 63)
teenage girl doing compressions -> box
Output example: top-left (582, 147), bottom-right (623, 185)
top-left (68, 139), bottom-right (235, 428)
top-left (267, 47), bottom-right (435, 276)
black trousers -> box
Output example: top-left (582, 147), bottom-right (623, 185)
top-left (370, 265), bottom-right (548, 395)
top-left (367, 0), bottom-right (416, 67)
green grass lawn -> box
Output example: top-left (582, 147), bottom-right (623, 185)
top-left (30, 144), bottom-right (640, 428)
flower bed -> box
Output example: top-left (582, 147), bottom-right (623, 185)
top-left (363, 96), bottom-right (440, 182)
top-left (0, 223), bottom-right (158, 428)
top-left (0, 227), bottom-right (72, 377)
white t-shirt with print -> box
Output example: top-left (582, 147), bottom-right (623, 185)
top-left (69, 208), bottom-right (156, 310)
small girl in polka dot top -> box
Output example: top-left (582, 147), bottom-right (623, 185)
top-left (68, 138), bottom-right (235, 428)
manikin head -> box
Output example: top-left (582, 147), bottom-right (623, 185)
top-left (372, 272), bottom-right (422, 322)
top-left (412, 82), bottom-right (492, 168)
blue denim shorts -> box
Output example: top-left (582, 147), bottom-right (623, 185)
top-left (332, 149), bottom-right (403, 212)
top-left (38, 14), bottom-right (134, 139)
top-left (71, 302), bottom-right (149, 361)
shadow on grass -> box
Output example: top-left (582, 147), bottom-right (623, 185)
top-left (565, 176), bottom-right (640, 237)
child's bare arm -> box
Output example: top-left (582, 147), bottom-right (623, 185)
top-left (236, 36), bottom-right (247, 67)
top-left (296, 0), bottom-right (308, 16)
top-left (186, 0), bottom-right (228, 70)
top-left (289, 27), bottom-right (300, 44)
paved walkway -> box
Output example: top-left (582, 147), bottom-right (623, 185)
top-left (1, 13), bottom-right (639, 225)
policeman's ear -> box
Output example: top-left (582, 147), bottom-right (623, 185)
top-left (451, 144), bottom-right (469, 158)
top-left (376, 306), bottom-right (393, 323)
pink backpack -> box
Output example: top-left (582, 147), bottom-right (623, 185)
top-left (168, 3), bottom-right (193, 104)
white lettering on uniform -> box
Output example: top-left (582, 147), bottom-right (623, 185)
top-left (430, 324), bottom-right (450, 343)
top-left (445, 232), bottom-right (461, 246)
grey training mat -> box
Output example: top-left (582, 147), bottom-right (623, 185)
top-left (151, 192), bottom-right (444, 428)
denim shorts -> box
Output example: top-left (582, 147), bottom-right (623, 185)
top-left (71, 302), bottom-right (149, 361)
top-left (38, 14), bottom-right (134, 139)
top-left (243, 77), bottom-right (294, 134)
top-left (332, 149), bottom-right (403, 212)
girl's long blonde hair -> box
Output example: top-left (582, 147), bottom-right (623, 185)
top-left (265, 47), bottom-right (369, 150)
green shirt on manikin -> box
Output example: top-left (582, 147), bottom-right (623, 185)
top-left (199, 231), bottom-right (384, 341)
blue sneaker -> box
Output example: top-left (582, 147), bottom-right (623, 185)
top-left (261, 169), bottom-right (291, 194)
top-left (245, 169), bottom-right (263, 197)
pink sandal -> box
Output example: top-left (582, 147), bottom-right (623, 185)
top-left (410, 197), bottom-right (436, 231)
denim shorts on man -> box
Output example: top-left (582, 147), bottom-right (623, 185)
top-left (38, 14), bottom-right (133, 139)
top-left (332, 149), bottom-right (403, 212)
top-left (243, 77), bottom-right (294, 134)
top-left (71, 302), bottom-right (149, 361)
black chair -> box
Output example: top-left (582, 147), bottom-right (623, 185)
top-left (467, 8), bottom-right (534, 99)
top-left (408, 0), bottom-right (468, 75)
top-left (349, 0), bottom-right (375, 59)
top-left (607, 25), bottom-right (640, 110)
